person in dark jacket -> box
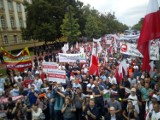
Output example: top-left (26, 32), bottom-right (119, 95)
top-left (105, 106), bottom-right (123, 120)
top-left (84, 99), bottom-right (99, 120)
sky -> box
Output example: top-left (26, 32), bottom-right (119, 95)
top-left (79, 0), bottom-right (160, 26)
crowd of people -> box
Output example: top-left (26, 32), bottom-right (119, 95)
top-left (0, 41), bottom-right (160, 120)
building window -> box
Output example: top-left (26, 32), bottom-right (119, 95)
top-left (10, 17), bottom-right (15, 28)
top-left (1, 16), bottom-right (6, 29)
top-left (8, 0), bottom-right (12, 11)
top-left (0, 0), bottom-right (3, 9)
top-left (4, 35), bottom-right (9, 44)
top-left (16, 3), bottom-right (21, 12)
top-left (14, 35), bottom-right (18, 43)
top-left (19, 18), bottom-right (23, 28)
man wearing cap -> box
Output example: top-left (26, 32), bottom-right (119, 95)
top-left (128, 88), bottom-right (139, 114)
top-left (145, 94), bottom-right (160, 118)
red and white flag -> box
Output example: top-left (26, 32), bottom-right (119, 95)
top-left (89, 55), bottom-right (99, 76)
top-left (89, 44), bottom-right (99, 76)
top-left (137, 0), bottom-right (160, 71)
top-left (115, 64), bottom-right (123, 84)
top-left (115, 60), bottom-right (128, 84)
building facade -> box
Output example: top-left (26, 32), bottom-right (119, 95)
top-left (0, 0), bottom-right (43, 51)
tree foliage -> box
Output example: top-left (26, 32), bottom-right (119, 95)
top-left (22, 0), bottom-right (129, 43)
top-left (60, 6), bottom-right (81, 44)
top-left (132, 18), bottom-right (144, 31)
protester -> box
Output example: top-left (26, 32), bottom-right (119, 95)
top-left (105, 106), bottom-right (123, 120)
top-left (61, 97), bottom-right (76, 120)
top-left (0, 37), bottom-right (160, 120)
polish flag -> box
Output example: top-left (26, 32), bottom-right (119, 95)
top-left (89, 45), bottom-right (99, 76)
top-left (115, 64), bottom-right (123, 84)
top-left (115, 60), bottom-right (128, 84)
top-left (89, 55), bottom-right (99, 76)
top-left (137, 0), bottom-right (160, 71)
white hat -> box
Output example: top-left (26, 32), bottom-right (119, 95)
top-left (131, 88), bottom-right (136, 92)
top-left (133, 66), bottom-right (138, 69)
top-left (35, 71), bottom-right (40, 74)
top-left (152, 94), bottom-right (159, 101)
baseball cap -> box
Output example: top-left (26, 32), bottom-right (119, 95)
top-left (131, 88), bottom-right (136, 92)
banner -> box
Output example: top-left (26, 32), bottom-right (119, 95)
top-left (47, 69), bottom-right (66, 83)
top-left (0, 95), bottom-right (24, 104)
top-left (42, 62), bottom-right (58, 73)
top-left (1, 47), bottom-right (32, 71)
top-left (58, 53), bottom-right (86, 63)
top-left (120, 42), bottom-right (159, 60)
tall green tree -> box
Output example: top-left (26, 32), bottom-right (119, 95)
top-left (60, 6), bottom-right (81, 44)
top-left (132, 18), bottom-right (144, 30)
top-left (22, 0), bottom-right (67, 43)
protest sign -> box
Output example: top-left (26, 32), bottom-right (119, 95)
top-left (42, 62), bottom-right (58, 73)
top-left (47, 69), bottom-right (66, 83)
top-left (120, 42), bottom-right (159, 60)
top-left (58, 53), bottom-right (86, 63)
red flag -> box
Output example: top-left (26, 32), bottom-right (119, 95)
top-left (89, 55), bottom-right (99, 76)
top-left (137, 0), bottom-right (160, 71)
top-left (115, 65), bottom-right (123, 84)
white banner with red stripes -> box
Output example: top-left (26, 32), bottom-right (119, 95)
top-left (47, 69), bottom-right (66, 83)
top-left (42, 62), bottom-right (58, 73)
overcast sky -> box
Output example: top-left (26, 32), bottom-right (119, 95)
top-left (79, 0), bottom-right (160, 26)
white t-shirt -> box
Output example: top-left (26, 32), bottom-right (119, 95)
top-left (128, 94), bottom-right (139, 114)
top-left (146, 110), bottom-right (160, 120)
top-left (34, 79), bottom-right (43, 90)
top-left (72, 83), bottom-right (82, 89)
top-left (87, 83), bottom-right (95, 89)
top-left (10, 88), bottom-right (20, 96)
top-left (32, 108), bottom-right (42, 120)
top-left (14, 76), bottom-right (22, 82)
top-left (108, 76), bottom-right (117, 84)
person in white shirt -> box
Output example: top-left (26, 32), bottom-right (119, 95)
top-left (10, 84), bottom-right (19, 96)
top-left (14, 72), bottom-right (22, 83)
top-left (34, 75), bottom-right (43, 90)
top-left (72, 78), bottom-right (82, 89)
top-left (146, 102), bottom-right (160, 120)
top-left (145, 94), bottom-right (160, 119)
top-left (108, 73), bottom-right (117, 85)
top-left (26, 104), bottom-right (44, 120)
top-left (87, 78), bottom-right (95, 94)
top-left (128, 73), bottom-right (137, 87)
top-left (128, 88), bottom-right (139, 114)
